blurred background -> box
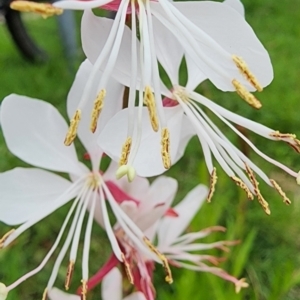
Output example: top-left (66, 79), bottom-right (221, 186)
top-left (0, 0), bottom-right (300, 299)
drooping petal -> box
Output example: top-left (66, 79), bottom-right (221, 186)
top-left (48, 288), bottom-right (80, 300)
top-left (98, 106), bottom-right (186, 177)
top-left (0, 168), bottom-right (72, 225)
top-left (101, 268), bottom-right (122, 300)
top-left (1, 95), bottom-right (83, 175)
top-left (158, 184), bottom-right (208, 246)
top-left (67, 59), bottom-right (124, 163)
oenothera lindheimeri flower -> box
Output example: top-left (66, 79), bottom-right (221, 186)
top-left (48, 268), bottom-right (146, 300)
top-left (0, 60), bottom-right (172, 299)
top-left (70, 179), bottom-right (247, 299)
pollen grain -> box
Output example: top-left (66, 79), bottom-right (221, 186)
top-left (161, 128), bottom-right (171, 169)
top-left (90, 89), bottom-right (105, 133)
top-left (64, 109), bottom-right (81, 146)
top-left (144, 86), bottom-right (159, 132)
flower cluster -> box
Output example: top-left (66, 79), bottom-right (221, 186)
top-left (0, 0), bottom-right (299, 299)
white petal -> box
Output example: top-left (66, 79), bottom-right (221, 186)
top-left (1, 95), bottom-right (82, 175)
top-left (67, 59), bottom-right (124, 161)
top-left (0, 168), bottom-right (71, 225)
top-left (136, 176), bottom-right (177, 231)
top-left (124, 292), bottom-right (147, 300)
top-left (98, 106), bottom-right (185, 177)
top-left (158, 184), bottom-right (208, 246)
top-left (185, 54), bottom-right (207, 91)
top-left (102, 268), bottom-right (122, 300)
top-left (223, 0), bottom-right (245, 16)
top-left (152, 17), bottom-right (184, 84)
top-left (172, 1), bottom-right (273, 89)
top-left (48, 288), bottom-right (80, 300)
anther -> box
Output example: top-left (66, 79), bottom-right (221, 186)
top-left (41, 288), bottom-right (47, 300)
top-left (119, 137), bottom-right (132, 166)
top-left (207, 168), bottom-right (217, 203)
top-left (90, 89), bottom-right (105, 133)
top-left (121, 253), bottom-right (134, 284)
top-left (143, 237), bottom-right (173, 284)
top-left (270, 131), bottom-right (300, 153)
top-left (64, 110), bottom-right (81, 146)
top-left (232, 79), bottom-right (262, 109)
top-left (0, 283), bottom-right (8, 300)
top-left (231, 176), bottom-right (254, 200)
top-left (144, 86), bottom-right (159, 132)
top-left (232, 55), bottom-right (263, 91)
top-left (81, 280), bottom-right (88, 300)
top-left (161, 128), bottom-right (171, 169)
top-left (297, 172), bottom-right (300, 185)
top-left (65, 260), bottom-right (75, 290)
top-left (245, 164), bottom-right (271, 215)
top-left (10, 1), bottom-right (63, 18)
top-left (0, 229), bottom-right (15, 249)
top-left (235, 278), bottom-right (249, 294)
top-left (270, 179), bottom-right (291, 205)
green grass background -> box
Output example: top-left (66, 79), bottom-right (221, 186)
top-left (1, 0), bottom-right (300, 299)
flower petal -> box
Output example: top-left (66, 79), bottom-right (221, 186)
top-left (48, 288), bottom-right (80, 300)
top-left (223, 0), bottom-right (245, 16)
top-left (101, 268), bottom-right (122, 300)
top-left (1, 94), bottom-right (82, 175)
top-left (124, 292), bottom-right (147, 300)
top-left (158, 184), bottom-right (208, 246)
top-left (0, 168), bottom-right (72, 225)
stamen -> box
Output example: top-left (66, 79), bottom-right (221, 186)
top-left (297, 172), bottom-right (300, 185)
top-left (161, 127), bottom-right (171, 169)
top-left (270, 179), bottom-right (291, 205)
top-left (144, 86), bottom-right (159, 132)
top-left (231, 176), bottom-right (254, 200)
top-left (235, 278), bottom-right (249, 294)
top-left (10, 1), bottom-right (63, 18)
top-left (270, 131), bottom-right (300, 153)
top-left (65, 260), bottom-right (75, 290)
top-left (245, 164), bottom-right (271, 215)
top-left (121, 253), bottom-right (134, 284)
top-left (119, 137), bottom-right (132, 166)
top-left (41, 288), bottom-right (47, 300)
top-left (64, 110), bottom-right (81, 146)
top-left (81, 280), bottom-right (88, 300)
top-left (207, 168), bottom-right (217, 203)
top-left (143, 237), bottom-right (173, 284)
top-left (232, 55), bottom-right (263, 91)
top-left (232, 79), bottom-right (262, 109)
top-left (90, 89), bottom-right (105, 133)
top-left (0, 229), bottom-right (15, 249)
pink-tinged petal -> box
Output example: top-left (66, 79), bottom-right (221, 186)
top-left (223, 0), bottom-right (245, 16)
top-left (158, 184), bottom-right (208, 246)
top-left (67, 59), bottom-right (124, 163)
top-left (135, 176), bottom-right (177, 231)
top-left (98, 106), bottom-right (185, 177)
top-left (124, 292), bottom-right (147, 300)
top-left (172, 1), bottom-right (273, 89)
top-left (152, 17), bottom-right (184, 85)
top-left (48, 288), bottom-right (80, 300)
top-left (0, 168), bottom-right (71, 225)
top-left (101, 268), bottom-right (122, 300)
top-left (1, 95), bottom-right (82, 175)
top-left (81, 10), bottom-right (139, 88)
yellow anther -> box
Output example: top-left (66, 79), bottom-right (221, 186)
top-left (232, 79), bottom-right (262, 109)
top-left (119, 137), bottom-right (132, 166)
top-left (41, 288), bottom-right (47, 300)
top-left (121, 253), bottom-right (134, 284)
top-left (207, 168), bottom-right (217, 203)
top-left (161, 128), bottom-right (171, 169)
top-left (143, 237), bottom-right (173, 284)
top-left (64, 110), bottom-right (81, 146)
top-left (270, 131), bottom-right (300, 153)
top-left (235, 278), bottom-right (249, 294)
top-left (0, 283), bottom-right (8, 300)
top-left (81, 280), bottom-right (88, 300)
top-left (144, 86), bottom-right (159, 132)
top-left (270, 179), bottom-right (291, 205)
top-left (65, 260), bottom-right (75, 291)
top-left (245, 164), bottom-right (270, 215)
top-left (231, 176), bottom-right (254, 200)
top-left (90, 89), bottom-right (105, 133)
top-left (232, 55), bottom-right (263, 92)
top-left (0, 229), bottom-right (15, 249)
top-left (10, 1), bottom-right (63, 18)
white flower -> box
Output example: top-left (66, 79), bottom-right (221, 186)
top-left (0, 59), bottom-right (165, 298)
top-left (48, 268), bottom-right (146, 300)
